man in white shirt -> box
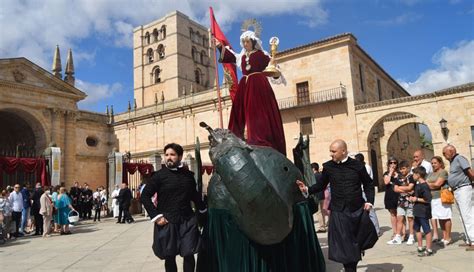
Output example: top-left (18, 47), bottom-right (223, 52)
top-left (8, 184), bottom-right (23, 237)
top-left (412, 149), bottom-right (433, 174)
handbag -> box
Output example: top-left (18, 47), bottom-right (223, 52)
top-left (440, 185), bottom-right (454, 205)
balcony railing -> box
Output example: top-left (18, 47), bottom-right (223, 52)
top-left (277, 85), bottom-right (347, 110)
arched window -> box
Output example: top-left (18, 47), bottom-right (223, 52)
top-left (144, 32), bottom-right (150, 45)
top-left (189, 28), bottom-right (194, 41)
top-left (201, 50), bottom-right (207, 65)
top-left (158, 44), bottom-right (165, 59)
top-left (203, 38), bottom-right (209, 48)
top-left (195, 69), bottom-right (201, 84)
top-left (195, 31), bottom-right (200, 43)
top-left (153, 66), bottom-right (161, 83)
top-left (147, 48), bottom-right (154, 63)
top-left (192, 46), bottom-right (197, 62)
top-left (161, 25), bottom-right (166, 39)
top-left (152, 28), bottom-right (158, 42)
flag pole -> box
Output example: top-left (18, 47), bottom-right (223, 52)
top-left (210, 8), bottom-right (224, 129)
top-left (212, 38), bottom-right (224, 129)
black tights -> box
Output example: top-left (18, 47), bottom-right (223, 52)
top-left (343, 262), bottom-right (358, 272)
top-left (165, 255), bottom-right (195, 272)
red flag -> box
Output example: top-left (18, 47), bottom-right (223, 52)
top-left (210, 7), bottom-right (238, 101)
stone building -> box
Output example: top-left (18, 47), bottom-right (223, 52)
top-left (1, 10), bottom-right (473, 191)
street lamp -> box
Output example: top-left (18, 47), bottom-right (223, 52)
top-left (439, 118), bottom-right (449, 139)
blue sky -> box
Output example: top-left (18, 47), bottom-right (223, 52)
top-left (1, 0), bottom-right (473, 114)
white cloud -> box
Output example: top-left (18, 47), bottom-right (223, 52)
top-left (76, 79), bottom-right (123, 108)
top-left (0, 0), bottom-right (326, 71)
top-left (367, 12), bottom-right (422, 25)
top-left (399, 40), bottom-right (474, 95)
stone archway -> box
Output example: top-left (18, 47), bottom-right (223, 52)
top-left (0, 108), bottom-right (48, 157)
top-left (365, 111), bottom-right (433, 189)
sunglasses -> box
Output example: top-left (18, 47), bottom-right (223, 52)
top-left (389, 161), bottom-right (397, 164)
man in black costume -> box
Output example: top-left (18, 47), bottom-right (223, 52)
top-left (117, 182), bottom-right (133, 223)
top-left (297, 139), bottom-right (376, 272)
top-left (80, 183), bottom-right (93, 219)
top-left (70, 181), bottom-right (81, 218)
top-left (140, 143), bottom-right (206, 272)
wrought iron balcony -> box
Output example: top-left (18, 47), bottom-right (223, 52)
top-left (277, 85), bottom-right (347, 110)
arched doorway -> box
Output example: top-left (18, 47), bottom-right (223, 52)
top-left (0, 109), bottom-right (47, 187)
top-left (366, 112), bottom-right (430, 190)
top-left (386, 122), bottom-right (433, 163)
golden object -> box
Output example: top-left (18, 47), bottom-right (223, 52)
top-left (263, 37), bottom-right (281, 79)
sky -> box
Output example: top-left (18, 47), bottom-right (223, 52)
top-left (1, 0), bottom-right (473, 114)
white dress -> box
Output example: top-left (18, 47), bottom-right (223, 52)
top-left (111, 189), bottom-right (120, 218)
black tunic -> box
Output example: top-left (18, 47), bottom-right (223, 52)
top-left (308, 157), bottom-right (377, 264)
top-left (140, 166), bottom-right (206, 259)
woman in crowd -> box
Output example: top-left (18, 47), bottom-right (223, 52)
top-left (39, 186), bottom-right (54, 238)
top-left (55, 187), bottom-right (76, 235)
top-left (426, 156), bottom-right (452, 246)
top-left (383, 157), bottom-right (400, 239)
top-left (51, 185), bottom-right (60, 233)
top-left (0, 189), bottom-right (13, 240)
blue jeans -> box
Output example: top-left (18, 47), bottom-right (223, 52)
top-left (21, 207), bottom-right (30, 233)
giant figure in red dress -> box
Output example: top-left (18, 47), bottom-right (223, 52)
top-left (216, 31), bottom-right (286, 155)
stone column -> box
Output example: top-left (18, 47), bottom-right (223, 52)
top-left (63, 111), bottom-right (77, 187)
top-left (108, 151), bottom-right (116, 194)
top-left (149, 153), bottom-right (162, 172)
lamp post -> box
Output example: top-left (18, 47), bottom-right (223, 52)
top-left (439, 118), bottom-right (449, 140)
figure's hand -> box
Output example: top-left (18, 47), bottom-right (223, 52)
top-left (364, 203), bottom-right (372, 211)
top-left (408, 196), bottom-right (417, 203)
top-left (296, 180), bottom-right (308, 194)
top-left (156, 217), bottom-right (168, 226)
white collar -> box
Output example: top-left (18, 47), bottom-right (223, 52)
top-left (339, 156), bottom-right (349, 164)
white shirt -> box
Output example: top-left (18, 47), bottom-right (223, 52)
top-left (8, 191), bottom-right (23, 212)
top-left (420, 160), bottom-right (433, 175)
top-left (365, 164), bottom-right (374, 180)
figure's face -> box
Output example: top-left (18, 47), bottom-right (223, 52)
top-left (412, 172), bottom-right (420, 181)
top-left (329, 143), bottom-right (346, 162)
top-left (399, 166), bottom-right (409, 176)
top-left (413, 151), bottom-right (423, 164)
top-left (14, 184), bottom-right (20, 192)
top-left (442, 148), bottom-right (455, 161)
top-left (431, 159), bottom-right (441, 171)
top-left (165, 148), bottom-right (182, 168)
top-left (243, 38), bottom-right (253, 51)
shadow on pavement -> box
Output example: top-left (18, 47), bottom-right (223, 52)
top-left (358, 262), bottom-right (404, 271)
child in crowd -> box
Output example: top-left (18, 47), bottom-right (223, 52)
top-left (409, 166), bottom-right (433, 256)
top-left (93, 188), bottom-right (102, 222)
top-left (389, 160), bottom-right (416, 245)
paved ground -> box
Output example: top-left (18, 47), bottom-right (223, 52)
top-left (0, 192), bottom-right (473, 271)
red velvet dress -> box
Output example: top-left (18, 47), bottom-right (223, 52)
top-left (220, 48), bottom-right (286, 155)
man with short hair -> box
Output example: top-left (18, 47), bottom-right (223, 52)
top-left (20, 183), bottom-right (31, 234)
top-left (117, 183), bottom-right (133, 224)
top-left (8, 184), bottom-right (23, 237)
top-left (297, 140), bottom-right (376, 272)
top-left (443, 144), bottom-right (474, 251)
top-left (30, 183), bottom-right (44, 235)
top-left (70, 181), bottom-right (81, 217)
top-left (413, 149), bottom-right (433, 174)
top-left (141, 143), bottom-right (207, 272)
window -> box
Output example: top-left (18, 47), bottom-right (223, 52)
top-left (296, 82), bottom-right (310, 105)
top-left (189, 28), bottom-right (194, 40)
top-left (359, 64), bottom-right (365, 92)
top-left (392, 91), bottom-right (395, 99)
top-left (201, 50), bottom-right (207, 65)
top-left (300, 117), bottom-right (313, 135)
top-left (192, 46), bottom-right (197, 62)
top-left (471, 126), bottom-right (474, 142)
top-left (377, 79), bottom-right (382, 101)
top-left (153, 66), bottom-right (161, 83)
top-left (195, 69), bottom-right (201, 84)
top-left (144, 32), bottom-right (150, 45)
top-left (161, 25), bottom-right (166, 39)
top-left (195, 31), bottom-right (200, 43)
top-left (86, 136), bottom-right (98, 147)
top-left (152, 29), bottom-right (158, 42)
top-left (147, 48), bottom-right (154, 63)
top-left (158, 44), bottom-right (165, 59)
